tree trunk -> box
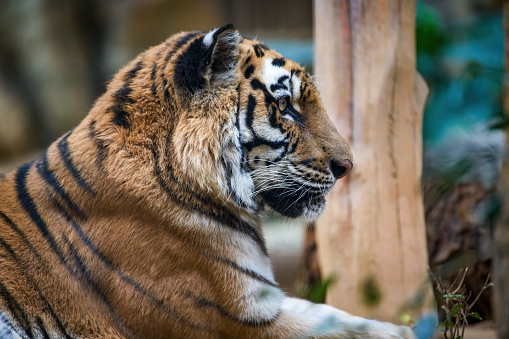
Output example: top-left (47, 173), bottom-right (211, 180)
top-left (494, 3), bottom-right (509, 338)
top-left (313, 0), bottom-right (433, 322)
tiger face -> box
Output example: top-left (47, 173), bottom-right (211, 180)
top-left (235, 38), bottom-right (353, 221)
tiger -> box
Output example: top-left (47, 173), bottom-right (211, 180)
top-left (0, 24), bottom-right (416, 338)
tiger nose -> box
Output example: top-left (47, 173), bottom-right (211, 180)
top-left (329, 158), bottom-right (353, 180)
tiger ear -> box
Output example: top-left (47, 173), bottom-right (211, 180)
top-left (202, 24), bottom-right (242, 84)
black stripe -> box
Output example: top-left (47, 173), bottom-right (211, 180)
top-left (162, 79), bottom-right (174, 108)
top-left (277, 75), bottom-right (289, 84)
top-left (109, 60), bottom-right (141, 129)
top-left (109, 105), bottom-right (131, 129)
top-left (126, 60), bottom-right (142, 81)
top-left (253, 44), bottom-right (269, 58)
top-left (60, 234), bottom-right (134, 339)
top-left (150, 61), bottom-right (158, 97)
top-left (243, 139), bottom-right (287, 153)
top-left (88, 120), bottom-right (107, 169)
top-left (15, 162), bottom-right (67, 265)
top-left (272, 58), bottom-right (286, 67)
top-left (250, 78), bottom-right (277, 108)
top-left (0, 213), bottom-right (72, 339)
top-left (0, 237), bottom-right (34, 338)
top-left (270, 76), bottom-right (289, 93)
top-left (245, 94), bottom-right (257, 137)
top-left (159, 32), bottom-right (201, 103)
top-left (173, 35), bottom-right (207, 94)
top-left (165, 32), bottom-right (200, 62)
top-left (211, 255), bottom-right (277, 287)
top-left (0, 211), bottom-right (44, 263)
top-left (244, 65), bottom-right (255, 79)
top-left (288, 137), bottom-right (300, 154)
top-left (0, 281), bottom-right (33, 338)
top-left (57, 132), bottom-right (96, 195)
top-left (0, 173), bottom-right (5, 181)
top-left (113, 85), bottom-right (134, 105)
top-left (0, 236), bottom-right (19, 261)
top-left (300, 82), bottom-right (309, 103)
top-left (36, 153), bottom-right (87, 221)
top-left (35, 317), bottom-right (50, 339)
top-left (187, 291), bottom-right (280, 327)
top-left (235, 86), bottom-right (246, 172)
top-left (270, 83), bottom-right (287, 93)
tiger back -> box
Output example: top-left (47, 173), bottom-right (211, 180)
top-left (0, 24), bottom-right (415, 338)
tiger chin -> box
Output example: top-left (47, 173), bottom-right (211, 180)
top-left (0, 24), bottom-right (415, 339)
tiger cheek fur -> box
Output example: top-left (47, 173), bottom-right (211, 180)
top-left (0, 24), bottom-right (415, 339)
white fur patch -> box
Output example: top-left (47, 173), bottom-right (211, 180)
top-left (252, 116), bottom-right (286, 142)
top-left (203, 28), bottom-right (218, 48)
top-left (280, 298), bottom-right (416, 338)
top-left (230, 234), bottom-right (275, 282)
top-left (262, 59), bottom-right (291, 98)
top-left (239, 110), bottom-right (253, 142)
top-left (220, 110), bottom-right (256, 209)
top-left (291, 75), bottom-right (302, 100)
top-left (228, 233), bottom-right (283, 320)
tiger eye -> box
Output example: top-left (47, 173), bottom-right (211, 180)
top-left (278, 97), bottom-right (288, 111)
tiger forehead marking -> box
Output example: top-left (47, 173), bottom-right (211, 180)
top-left (4, 24), bottom-right (430, 339)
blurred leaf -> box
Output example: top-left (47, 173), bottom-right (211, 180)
top-left (468, 312), bottom-right (483, 321)
top-left (439, 319), bottom-right (454, 328)
top-left (304, 275), bottom-right (336, 304)
top-left (416, 1), bottom-right (447, 55)
top-left (451, 303), bottom-right (462, 316)
top-left (399, 313), bottom-right (411, 324)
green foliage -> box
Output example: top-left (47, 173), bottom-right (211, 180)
top-left (416, 2), bottom-right (447, 56)
top-left (297, 275), bottom-right (337, 304)
top-left (430, 268), bottom-right (493, 339)
top-left (416, 1), bottom-right (503, 145)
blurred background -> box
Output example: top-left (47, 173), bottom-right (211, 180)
top-left (0, 0), bottom-right (503, 334)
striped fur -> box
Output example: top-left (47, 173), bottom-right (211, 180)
top-left (0, 24), bottom-right (414, 338)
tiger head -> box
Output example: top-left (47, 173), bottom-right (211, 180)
top-left (179, 24), bottom-right (353, 221)
top-left (95, 24), bottom-right (353, 223)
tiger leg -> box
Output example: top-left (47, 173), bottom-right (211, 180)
top-left (234, 297), bottom-right (416, 339)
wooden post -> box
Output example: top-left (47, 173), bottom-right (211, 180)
top-left (494, 3), bottom-right (509, 338)
top-left (314, 0), bottom-right (433, 321)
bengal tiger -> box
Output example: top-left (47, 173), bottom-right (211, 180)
top-left (0, 24), bottom-right (415, 338)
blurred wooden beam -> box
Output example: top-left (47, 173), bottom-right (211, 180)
top-left (313, 0), bottom-right (433, 321)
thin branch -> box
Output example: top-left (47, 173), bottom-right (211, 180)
top-left (467, 274), bottom-right (493, 312)
top-left (451, 268), bottom-right (468, 295)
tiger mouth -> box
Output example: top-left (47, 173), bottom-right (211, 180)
top-left (260, 186), bottom-right (326, 218)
